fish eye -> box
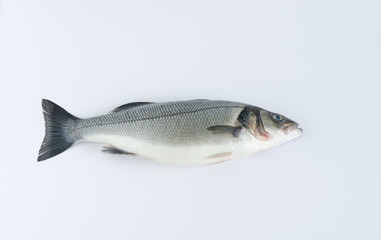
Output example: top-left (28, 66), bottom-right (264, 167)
top-left (272, 114), bottom-right (283, 121)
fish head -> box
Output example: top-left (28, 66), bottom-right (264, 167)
top-left (238, 107), bottom-right (302, 146)
top-left (260, 109), bottom-right (303, 141)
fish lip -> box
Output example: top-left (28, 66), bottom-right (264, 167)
top-left (283, 123), bottom-right (303, 135)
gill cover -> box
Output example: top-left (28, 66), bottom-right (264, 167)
top-left (238, 107), bottom-right (270, 140)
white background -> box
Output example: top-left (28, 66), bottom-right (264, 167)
top-left (0, 0), bottom-right (380, 239)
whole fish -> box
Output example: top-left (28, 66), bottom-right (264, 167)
top-left (38, 99), bottom-right (302, 166)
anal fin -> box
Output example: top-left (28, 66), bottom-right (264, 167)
top-left (102, 146), bottom-right (136, 155)
top-left (207, 152), bottom-right (232, 159)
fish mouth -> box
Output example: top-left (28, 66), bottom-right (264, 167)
top-left (283, 123), bottom-right (303, 135)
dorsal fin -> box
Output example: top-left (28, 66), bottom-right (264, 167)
top-left (112, 102), bottom-right (154, 113)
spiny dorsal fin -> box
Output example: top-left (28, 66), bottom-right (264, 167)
top-left (112, 102), bottom-right (154, 113)
top-left (102, 146), bottom-right (136, 155)
top-left (207, 125), bottom-right (242, 138)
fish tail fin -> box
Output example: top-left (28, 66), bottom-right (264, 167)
top-left (38, 99), bottom-right (80, 161)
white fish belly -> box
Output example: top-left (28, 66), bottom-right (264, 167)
top-left (83, 132), bottom-right (259, 166)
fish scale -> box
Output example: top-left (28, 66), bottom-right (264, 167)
top-left (75, 100), bottom-right (246, 145)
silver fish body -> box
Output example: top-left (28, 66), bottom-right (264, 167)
top-left (38, 99), bottom-right (302, 166)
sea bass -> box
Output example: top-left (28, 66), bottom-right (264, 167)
top-left (38, 99), bottom-right (302, 166)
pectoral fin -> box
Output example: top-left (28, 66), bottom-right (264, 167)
top-left (102, 146), bottom-right (136, 155)
top-left (207, 125), bottom-right (242, 138)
